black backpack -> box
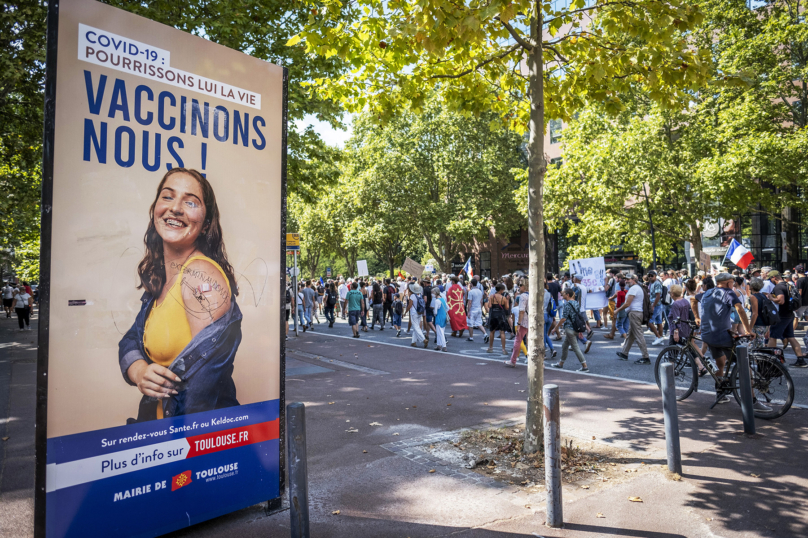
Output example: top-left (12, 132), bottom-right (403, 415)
top-left (394, 300), bottom-right (404, 315)
top-left (285, 288), bottom-right (292, 304)
top-left (755, 293), bottom-right (781, 326)
top-left (641, 284), bottom-right (652, 325)
top-left (326, 289), bottom-right (337, 306)
top-left (567, 303), bottom-right (587, 333)
top-left (787, 283), bottom-right (801, 312)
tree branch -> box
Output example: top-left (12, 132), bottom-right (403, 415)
top-left (497, 17), bottom-right (534, 51)
top-left (430, 44), bottom-right (520, 79)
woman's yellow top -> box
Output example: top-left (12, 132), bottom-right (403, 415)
top-left (143, 255), bottom-right (230, 419)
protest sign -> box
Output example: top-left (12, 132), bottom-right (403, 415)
top-left (357, 260), bottom-right (369, 277)
top-left (568, 257), bottom-right (607, 310)
top-left (699, 251), bottom-right (711, 273)
top-left (402, 257), bottom-right (425, 277)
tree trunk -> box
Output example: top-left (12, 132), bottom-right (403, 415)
top-left (689, 223), bottom-right (703, 273)
top-left (523, 1), bottom-right (546, 455)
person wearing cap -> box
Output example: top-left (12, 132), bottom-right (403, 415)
top-left (614, 273), bottom-right (651, 364)
top-left (407, 282), bottom-right (427, 348)
top-left (766, 270), bottom-right (808, 367)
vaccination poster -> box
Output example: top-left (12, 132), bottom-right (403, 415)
top-left (39, 0), bottom-right (284, 535)
top-left (569, 257), bottom-right (607, 310)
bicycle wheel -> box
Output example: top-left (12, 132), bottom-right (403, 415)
top-left (730, 355), bottom-right (794, 420)
top-left (654, 345), bottom-right (697, 401)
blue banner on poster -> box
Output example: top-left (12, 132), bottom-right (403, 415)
top-left (46, 401), bottom-right (279, 538)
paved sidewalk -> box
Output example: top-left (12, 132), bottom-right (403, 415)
top-left (3, 310), bottom-right (808, 537)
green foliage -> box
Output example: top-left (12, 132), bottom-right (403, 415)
top-left (0, 0), bottom-right (46, 279)
top-left (344, 98), bottom-right (526, 272)
top-left (296, 0), bottom-right (711, 130)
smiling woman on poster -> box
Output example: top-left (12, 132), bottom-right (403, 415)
top-left (118, 168), bottom-right (242, 423)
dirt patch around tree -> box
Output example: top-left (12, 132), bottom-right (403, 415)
top-left (423, 423), bottom-right (680, 494)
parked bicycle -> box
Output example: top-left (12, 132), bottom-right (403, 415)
top-left (654, 319), bottom-right (794, 419)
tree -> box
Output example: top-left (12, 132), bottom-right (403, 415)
top-left (297, 0), bottom-right (711, 451)
top-left (345, 100), bottom-right (525, 274)
top-left (1, 0), bottom-right (46, 281)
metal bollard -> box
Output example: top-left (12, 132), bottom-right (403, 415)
top-left (659, 362), bottom-right (683, 474)
top-left (543, 384), bottom-right (563, 528)
top-left (287, 402), bottom-right (310, 538)
top-left (736, 345), bottom-right (756, 435)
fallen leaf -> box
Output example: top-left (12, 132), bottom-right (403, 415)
top-left (518, 389), bottom-right (526, 392)
top-left (607, 408), bottom-right (614, 411)
top-left (362, 450), bottom-right (367, 453)
top-left (628, 497), bottom-right (643, 503)
top-left (328, 402), bottom-right (335, 405)
top-left (592, 436), bottom-right (596, 440)
top-left (345, 420), bottom-right (350, 422)
top-left (450, 395), bottom-right (454, 398)
top-left (412, 405), bottom-right (417, 408)
top-left (484, 403), bottom-right (489, 406)
top-left (706, 517), bottom-right (713, 521)
top-left (447, 404), bottom-right (451, 406)
top-left (596, 512), bottom-right (605, 518)
top-left (1, 437), bottom-right (8, 441)
top-left (428, 469), bottom-right (436, 473)
top-left (331, 510), bottom-right (341, 515)
top-left (751, 473), bottom-right (760, 478)
top-left (641, 462), bottom-right (646, 465)
top-left (392, 433), bottom-right (400, 436)
top-left (580, 485), bottom-right (590, 489)
top-left (345, 428), bottom-right (359, 433)
top-left (369, 422), bottom-right (383, 426)
top-left (524, 505), bottom-right (531, 509)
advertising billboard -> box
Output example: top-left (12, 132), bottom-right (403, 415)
top-left (36, 0), bottom-right (286, 535)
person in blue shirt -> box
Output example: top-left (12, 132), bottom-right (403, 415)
top-left (700, 273), bottom-right (751, 381)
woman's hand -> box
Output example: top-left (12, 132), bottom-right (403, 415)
top-left (127, 360), bottom-right (182, 398)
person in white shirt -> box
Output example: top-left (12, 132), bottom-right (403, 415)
top-left (465, 278), bottom-right (487, 342)
top-left (12, 288), bottom-right (33, 331)
top-left (338, 279), bottom-right (349, 319)
top-left (614, 273), bottom-right (650, 364)
top-left (2, 282), bottom-right (15, 318)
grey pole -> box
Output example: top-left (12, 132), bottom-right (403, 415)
top-left (543, 384), bottom-right (563, 528)
top-left (659, 362), bottom-right (683, 474)
top-left (293, 252), bottom-right (298, 336)
top-left (287, 402), bottom-right (310, 538)
top-left (736, 345), bottom-right (756, 435)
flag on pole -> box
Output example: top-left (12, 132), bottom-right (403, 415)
top-left (725, 238), bottom-right (754, 269)
top-left (319, 277), bottom-right (324, 286)
top-left (398, 271), bottom-right (404, 280)
top-left (462, 258), bottom-right (473, 278)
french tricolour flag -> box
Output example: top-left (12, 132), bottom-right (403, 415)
top-left (726, 238), bottom-right (754, 269)
top-left (462, 258), bottom-right (473, 278)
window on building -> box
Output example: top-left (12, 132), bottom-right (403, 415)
top-left (549, 119), bottom-right (563, 144)
top-left (747, 0), bottom-right (768, 8)
top-left (509, 229), bottom-right (523, 246)
top-left (480, 251), bottom-right (491, 278)
top-left (550, 157), bottom-right (563, 168)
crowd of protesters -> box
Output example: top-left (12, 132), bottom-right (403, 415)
top-left (285, 263), bottom-right (808, 377)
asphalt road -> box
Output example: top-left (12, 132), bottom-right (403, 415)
top-left (293, 308), bottom-right (808, 406)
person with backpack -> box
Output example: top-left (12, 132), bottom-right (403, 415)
top-left (369, 282), bottom-right (385, 330)
top-left (431, 287), bottom-right (449, 352)
top-left (549, 287), bottom-right (589, 372)
top-left (544, 280), bottom-right (558, 359)
top-left (346, 282), bottom-right (364, 338)
top-left (486, 283), bottom-right (511, 354)
top-left (407, 282), bottom-right (427, 348)
top-left (614, 273), bottom-right (651, 364)
top-left (766, 271), bottom-right (807, 367)
top-left (392, 293), bottom-right (404, 336)
top-left (383, 278), bottom-right (396, 324)
top-left (285, 282), bottom-right (292, 339)
top-left (324, 281), bottom-right (338, 327)
top-left (748, 277), bottom-right (774, 346)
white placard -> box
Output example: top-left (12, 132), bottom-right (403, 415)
top-left (569, 257), bottom-right (607, 310)
top-left (357, 260), bottom-right (369, 277)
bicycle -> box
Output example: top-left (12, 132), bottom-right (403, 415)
top-left (653, 319), bottom-right (794, 419)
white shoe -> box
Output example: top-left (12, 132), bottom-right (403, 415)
top-left (652, 337), bottom-right (664, 345)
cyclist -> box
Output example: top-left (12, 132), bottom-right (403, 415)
top-left (700, 273), bottom-right (753, 403)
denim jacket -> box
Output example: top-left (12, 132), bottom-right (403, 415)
top-left (118, 292), bottom-right (243, 423)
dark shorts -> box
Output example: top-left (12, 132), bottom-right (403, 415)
top-left (708, 345), bottom-right (731, 363)
top-left (348, 310), bottom-right (362, 326)
top-left (426, 313), bottom-right (434, 323)
top-left (769, 314), bottom-right (795, 340)
top-left (285, 308), bottom-right (290, 321)
top-left (2, 299), bottom-right (11, 308)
